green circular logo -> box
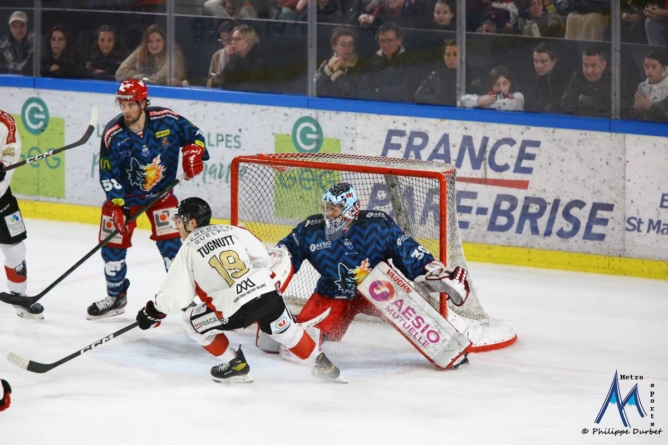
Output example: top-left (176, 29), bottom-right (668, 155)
top-left (21, 97), bottom-right (49, 135)
top-left (292, 116), bottom-right (323, 153)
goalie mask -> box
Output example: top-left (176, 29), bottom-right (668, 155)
top-left (322, 182), bottom-right (360, 240)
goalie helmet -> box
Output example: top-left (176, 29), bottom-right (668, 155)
top-left (322, 182), bottom-right (360, 239)
top-left (116, 79), bottom-right (148, 103)
top-left (176, 197), bottom-right (212, 227)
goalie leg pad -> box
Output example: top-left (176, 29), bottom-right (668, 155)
top-left (357, 261), bottom-right (472, 370)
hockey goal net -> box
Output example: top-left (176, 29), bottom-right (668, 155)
top-left (231, 153), bottom-right (516, 352)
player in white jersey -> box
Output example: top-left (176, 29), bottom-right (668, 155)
top-left (135, 197), bottom-right (344, 383)
top-left (0, 110), bottom-right (43, 319)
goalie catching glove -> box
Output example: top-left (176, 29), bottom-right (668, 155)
top-left (417, 261), bottom-right (471, 307)
top-left (136, 300), bottom-right (167, 330)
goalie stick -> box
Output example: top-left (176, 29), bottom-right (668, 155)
top-left (0, 173), bottom-right (187, 307)
top-left (7, 322), bottom-right (139, 374)
top-left (4, 106), bottom-right (98, 172)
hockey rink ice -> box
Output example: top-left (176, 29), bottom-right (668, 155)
top-left (0, 219), bottom-right (666, 444)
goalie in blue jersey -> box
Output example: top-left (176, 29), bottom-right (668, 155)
top-left (88, 79), bottom-right (209, 319)
top-left (277, 182), bottom-right (470, 344)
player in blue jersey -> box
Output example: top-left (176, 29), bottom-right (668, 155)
top-left (278, 182), bottom-right (467, 343)
top-left (88, 79), bottom-right (209, 319)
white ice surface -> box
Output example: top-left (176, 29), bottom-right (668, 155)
top-left (0, 219), bottom-right (666, 444)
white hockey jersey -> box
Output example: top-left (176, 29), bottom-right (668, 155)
top-left (154, 224), bottom-right (276, 319)
top-left (0, 111), bottom-right (22, 197)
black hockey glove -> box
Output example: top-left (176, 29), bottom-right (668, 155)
top-left (0, 163), bottom-right (6, 182)
top-left (136, 300), bottom-right (167, 330)
top-left (0, 379), bottom-right (11, 412)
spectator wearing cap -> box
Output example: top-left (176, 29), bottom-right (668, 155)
top-left (0, 11), bottom-right (34, 75)
top-left (478, 8), bottom-right (514, 33)
top-left (632, 51), bottom-right (668, 122)
top-left (561, 46), bottom-right (611, 118)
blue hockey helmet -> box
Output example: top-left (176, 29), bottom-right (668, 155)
top-left (322, 182), bottom-right (360, 238)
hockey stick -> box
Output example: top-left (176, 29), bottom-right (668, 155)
top-left (4, 106), bottom-right (98, 172)
top-left (7, 321), bottom-right (139, 374)
top-left (0, 173), bottom-right (187, 307)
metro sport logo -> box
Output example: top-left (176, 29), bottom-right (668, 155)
top-left (595, 371), bottom-right (646, 427)
top-left (368, 280), bottom-right (395, 302)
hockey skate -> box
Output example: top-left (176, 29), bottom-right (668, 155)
top-left (311, 353), bottom-right (347, 383)
top-left (211, 346), bottom-right (253, 383)
top-left (451, 353), bottom-right (469, 370)
top-left (12, 293), bottom-right (44, 320)
top-left (87, 279), bottom-right (129, 320)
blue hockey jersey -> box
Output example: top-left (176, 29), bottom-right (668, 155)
top-left (99, 106), bottom-right (209, 206)
top-left (278, 210), bottom-right (436, 299)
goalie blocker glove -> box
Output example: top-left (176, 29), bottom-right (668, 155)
top-left (136, 300), bottom-right (167, 330)
top-left (423, 261), bottom-right (471, 307)
top-left (0, 379), bottom-right (11, 412)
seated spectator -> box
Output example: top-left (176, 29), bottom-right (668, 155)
top-left (315, 28), bottom-right (365, 98)
top-left (218, 24), bottom-right (268, 92)
top-left (621, 0), bottom-right (647, 43)
top-left (632, 51), bottom-right (668, 122)
top-left (429, 0), bottom-right (456, 30)
top-left (41, 24), bottom-right (83, 79)
top-left (526, 42), bottom-right (569, 112)
top-left (255, 0), bottom-right (298, 20)
top-left (297, 0), bottom-right (346, 23)
top-left (561, 46), bottom-right (611, 118)
top-left (0, 11), bottom-right (33, 75)
top-left (460, 65), bottom-right (524, 111)
top-left (516, 0), bottom-right (564, 37)
top-left (352, 0), bottom-right (427, 30)
top-left (116, 24), bottom-right (186, 86)
top-left (477, 8), bottom-right (514, 34)
top-left (85, 25), bottom-right (127, 81)
top-left (414, 39), bottom-right (458, 105)
top-left (644, 3), bottom-right (668, 46)
top-left (207, 20), bottom-right (238, 87)
top-left (564, 0), bottom-right (610, 41)
top-left (358, 23), bottom-right (417, 102)
top-left (204, 0), bottom-right (258, 18)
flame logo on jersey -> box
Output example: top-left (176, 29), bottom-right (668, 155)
top-left (127, 155), bottom-right (165, 192)
top-left (335, 258), bottom-right (371, 296)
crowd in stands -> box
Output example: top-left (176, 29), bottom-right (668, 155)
top-left (1, 0), bottom-right (667, 122)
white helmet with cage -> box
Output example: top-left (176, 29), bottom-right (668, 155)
top-left (322, 182), bottom-right (361, 240)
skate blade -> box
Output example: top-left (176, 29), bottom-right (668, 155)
top-left (14, 307), bottom-right (44, 320)
top-left (213, 374), bottom-right (254, 384)
top-left (86, 308), bottom-right (126, 320)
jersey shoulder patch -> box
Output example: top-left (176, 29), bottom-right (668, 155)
top-left (302, 214), bottom-right (325, 229)
top-left (359, 210), bottom-right (390, 221)
top-left (0, 111), bottom-right (17, 145)
top-left (102, 120), bottom-right (123, 149)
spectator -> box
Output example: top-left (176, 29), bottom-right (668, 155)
top-left (0, 11), bottom-right (33, 75)
top-left (41, 24), bottom-right (83, 79)
top-left (204, 0), bottom-right (258, 18)
top-left (255, 0), bottom-right (298, 20)
top-left (621, 0), bottom-right (647, 43)
top-left (632, 51), bottom-right (668, 122)
top-left (358, 23), bottom-right (417, 102)
top-left (206, 20), bottom-right (238, 88)
top-left (560, 46), bottom-right (611, 118)
top-left (276, 0), bottom-right (300, 11)
top-left (315, 28), bottom-right (365, 98)
top-left (116, 24), bottom-right (186, 86)
top-left (460, 65), bottom-right (525, 111)
top-left (644, 3), bottom-right (668, 46)
top-left (218, 25), bottom-right (267, 92)
top-left (526, 42), bottom-right (569, 112)
top-left (352, 0), bottom-right (426, 30)
top-left (85, 25), bottom-right (127, 81)
top-left (516, 0), bottom-right (564, 37)
top-left (296, 0), bottom-right (346, 23)
top-left (430, 0), bottom-right (456, 30)
top-left (414, 39), bottom-right (458, 105)
top-left (477, 8), bottom-right (514, 33)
